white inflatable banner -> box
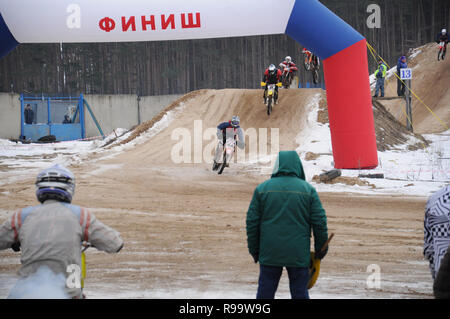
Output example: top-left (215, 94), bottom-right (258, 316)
top-left (0, 0), bottom-right (296, 43)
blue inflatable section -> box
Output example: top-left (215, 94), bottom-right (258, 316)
top-left (285, 0), bottom-right (364, 60)
top-left (0, 13), bottom-right (18, 58)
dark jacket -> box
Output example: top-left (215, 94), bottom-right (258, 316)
top-left (436, 32), bottom-right (449, 44)
top-left (63, 115), bottom-right (71, 124)
top-left (397, 56), bottom-right (407, 72)
top-left (262, 68), bottom-right (282, 84)
top-left (217, 121), bottom-right (239, 131)
top-left (24, 107), bottom-right (34, 124)
top-left (246, 151), bottom-right (328, 267)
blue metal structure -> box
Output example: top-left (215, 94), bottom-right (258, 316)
top-left (20, 94), bottom-right (85, 142)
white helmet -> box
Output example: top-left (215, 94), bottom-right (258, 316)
top-left (442, 29), bottom-right (447, 34)
top-left (231, 115), bottom-right (240, 128)
top-left (35, 164), bottom-right (75, 203)
top-left (285, 56), bottom-right (292, 63)
top-left (268, 64), bottom-right (277, 75)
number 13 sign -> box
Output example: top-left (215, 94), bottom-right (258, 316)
top-left (400, 68), bottom-right (412, 80)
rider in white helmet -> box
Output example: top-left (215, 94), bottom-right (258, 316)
top-left (279, 56), bottom-right (299, 86)
top-left (213, 116), bottom-right (245, 170)
top-left (280, 56), bottom-right (297, 70)
top-left (0, 164), bottom-right (124, 298)
top-left (436, 28), bottom-right (449, 60)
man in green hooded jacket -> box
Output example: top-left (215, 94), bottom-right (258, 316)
top-left (246, 151), bottom-right (328, 299)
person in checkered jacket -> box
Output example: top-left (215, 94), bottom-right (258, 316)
top-left (424, 185), bottom-right (450, 281)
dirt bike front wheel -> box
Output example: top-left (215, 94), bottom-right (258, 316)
top-left (283, 75), bottom-right (290, 89)
top-left (218, 151), bottom-right (227, 174)
top-left (267, 96), bottom-right (272, 116)
top-left (312, 69), bottom-right (320, 84)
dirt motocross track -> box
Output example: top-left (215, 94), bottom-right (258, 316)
top-left (0, 86), bottom-right (436, 298)
top-left (377, 42), bottom-right (450, 134)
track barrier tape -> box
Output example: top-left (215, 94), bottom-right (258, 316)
top-left (366, 42), bottom-right (450, 155)
top-left (366, 42), bottom-right (449, 132)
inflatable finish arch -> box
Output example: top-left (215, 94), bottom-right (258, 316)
top-left (0, 0), bottom-right (378, 169)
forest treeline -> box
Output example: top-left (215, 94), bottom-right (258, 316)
top-left (0, 0), bottom-right (448, 96)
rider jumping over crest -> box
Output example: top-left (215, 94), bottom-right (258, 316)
top-left (262, 64), bottom-right (282, 104)
top-left (212, 116), bottom-right (245, 170)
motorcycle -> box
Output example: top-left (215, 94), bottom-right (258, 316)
top-left (303, 49), bottom-right (313, 71)
top-left (303, 49), bottom-right (321, 84)
top-left (280, 65), bottom-right (293, 89)
top-left (213, 130), bottom-right (237, 175)
top-left (312, 64), bottom-right (320, 85)
top-left (261, 82), bottom-right (282, 115)
top-left (438, 41), bottom-right (447, 61)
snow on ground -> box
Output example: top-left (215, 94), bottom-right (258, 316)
top-left (0, 271), bottom-right (363, 299)
top-left (0, 103), bottom-right (187, 188)
top-left (252, 93), bottom-right (449, 198)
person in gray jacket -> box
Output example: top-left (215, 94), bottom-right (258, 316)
top-left (0, 164), bottom-right (124, 298)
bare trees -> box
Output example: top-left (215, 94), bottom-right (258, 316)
top-left (0, 0), bottom-right (448, 96)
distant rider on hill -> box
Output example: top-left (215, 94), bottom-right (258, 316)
top-left (213, 116), bottom-right (245, 171)
top-left (262, 64), bottom-right (282, 104)
top-left (436, 28), bottom-right (449, 60)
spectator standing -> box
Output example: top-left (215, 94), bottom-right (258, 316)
top-left (373, 59), bottom-right (387, 98)
top-left (424, 184), bottom-right (450, 298)
top-left (24, 104), bottom-right (34, 124)
top-left (246, 151), bottom-right (328, 299)
top-left (396, 56), bottom-right (407, 96)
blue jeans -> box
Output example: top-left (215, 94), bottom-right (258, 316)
top-left (375, 77), bottom-right (385, 96)
top-left (256, 265), bottom-right (310, 299)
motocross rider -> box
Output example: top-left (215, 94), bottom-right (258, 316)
top-left (302, 48), bottom-right (319, 68)
top-left (262, 64), bottom-right (282, 104)
top-left (436, 28), bottom-right (449, 60)
top-left (0, 164), bottom-right (124, 298)
top-left (212, 116), bottom-right (245, 170)
top-left (279, 56), bottom-right (299, 84)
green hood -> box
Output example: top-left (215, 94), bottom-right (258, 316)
top-left (271, 151), bottom-right (305, 180)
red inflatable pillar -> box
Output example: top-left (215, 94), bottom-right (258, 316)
top-left (323, 39), bottom-right (378, 169)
